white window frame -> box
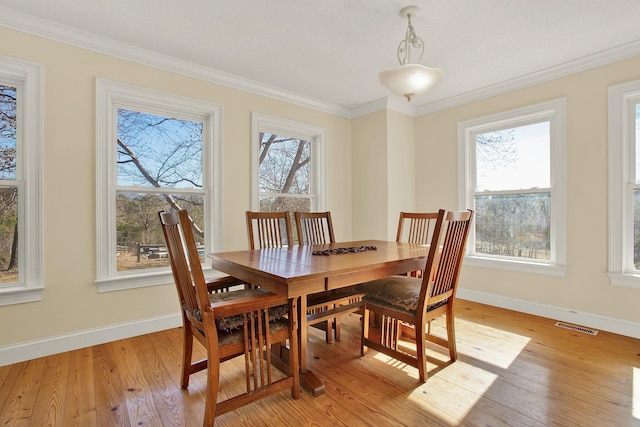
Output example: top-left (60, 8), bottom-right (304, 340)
top-left (458, 98), bottom-right (567, 276)
top-left (96, 79), bottom-right (223, 292)
top-left (608, 79), bottom-right (640, 288)
top-left (0, 56), bottom-right (43, 306)
top-left (251, 112), bottom-right (326, 211)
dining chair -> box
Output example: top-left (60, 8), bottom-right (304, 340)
top-left (159, 209), bottom-right (299, 426)
top-left (396, 212), bottom-right (441, 278)
top-left (295, 211), bottom-right (335, 245)
top-left (246, 210), bottom-right (294, 249)
top-left (360, 209), bottom-right (473, 382)
top-left (295, 211), bottom-right (363, 342)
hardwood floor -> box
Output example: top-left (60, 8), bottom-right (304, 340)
top-left (1, 299), bottom-right (639, 426)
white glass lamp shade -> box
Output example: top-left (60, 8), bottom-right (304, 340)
top-left (379, 63), bottom-right (444, 101)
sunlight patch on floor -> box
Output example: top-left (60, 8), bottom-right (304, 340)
top-left (454, 317), bottom-right (531, 369)
top-left (407, 362), bottom-right (500, 424)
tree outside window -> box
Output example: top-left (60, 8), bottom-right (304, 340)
top-left (473, 122), bottom-right (551, 261)
top-left (252, 113), bottom-right (326, 245)
top-left (115, 109), bottom-right (205, 271)
top-left (0, 84), bottom-right (17, 283)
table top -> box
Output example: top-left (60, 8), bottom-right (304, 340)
top-left (209, 239), bottom-right (429, 298)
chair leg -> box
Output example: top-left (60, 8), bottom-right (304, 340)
top-left (415, 321), bottom-right (427, 383)
top-left (334, 315), bottom-right (341, 341)
top-left (203, 344), bottom-right (220, 427)
top-left (446, 311), bottom-right (457, 361)
top-left (361, 306), bottom-right (370, 355)
top-left (182, 324), bottom-right (194, 389)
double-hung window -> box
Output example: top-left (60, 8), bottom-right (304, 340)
top-left (96, 80), bottom-right (222, 292)
top-left (458, 99), bottom-right (567, 276)
top-left (608, 79), bottom-right (640, 288)
top-left (0, 56), bottom-right (43, 306)
top-left (251, 112), bottom-right (326, 243)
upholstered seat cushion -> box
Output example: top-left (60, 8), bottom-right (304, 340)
top-left (307, 286), bottom-right (363, 307)
top-left (217, 318), bottom-right (289, 346)
top-left (185, 288), bottom-right (289, 332)
top-left (360, 276), bottom-right (422, 314)
top-left (360, 275), bottom-right (450, 315)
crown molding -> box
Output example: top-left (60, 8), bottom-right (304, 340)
top-left (416, 39), bottom-right (640, 116)
top-left (0, 6), bottom-right (352, 119)
top-left (351, 96), bottom-right (417, 119)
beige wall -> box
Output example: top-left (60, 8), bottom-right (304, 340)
top-left (416, 56), bottom-right (640, 326)
top-left (0, 27), bottom-right (352, 349)
top-left (2, 23), bottom-right (640, 358)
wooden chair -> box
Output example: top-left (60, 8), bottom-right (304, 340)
top-left (295, 211), bottom-right (363, 342)
top-left (295, 211), bottom-right (335, 245)
top-left (360, 209), bottom-right (473, 382)
top-left (396, 212), bottom-right (441, 278)
top-left (159, 210), bottom-right (299, 426)
top-left (246, 211), bottom-right (294, 249)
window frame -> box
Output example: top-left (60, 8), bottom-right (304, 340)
top-left (96, 79), bottom-right (222, 292)
top-left (608, 79), bottom-right (640, 288)
top-left (0, 55), bottom-right (44, 306)
top-left (251, 112), bottom-right (326, 212)
top-left (458, 98), bottom-right (567, 276)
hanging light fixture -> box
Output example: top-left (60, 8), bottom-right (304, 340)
top-left (379, 5), bottom-right (444, 102)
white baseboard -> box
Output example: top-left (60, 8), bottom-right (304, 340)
top-left (458, 288), bottom-right (640, 339)
top-left (0, 313), bottom-right (182, 366)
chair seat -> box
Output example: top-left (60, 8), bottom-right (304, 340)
top-left (360, 275), bottom-right (422, 312)
top-left (307, 286), bottom-right (362, 307)
top-left (186, 288), bottom-right (290, 332)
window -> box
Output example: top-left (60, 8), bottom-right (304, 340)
top-left (96, 79), bottom-right (222, 292)
top-left (608, 79), bottom-right (640, 288)
top-left (251, 113), bottom-right (326, 233)
top-left (458, 99), bottom-right (567, 276)
top-left (0, 56), bottom-right (43, 306)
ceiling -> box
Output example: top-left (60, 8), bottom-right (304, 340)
top-left (2, 0), bottom-right (640, 113)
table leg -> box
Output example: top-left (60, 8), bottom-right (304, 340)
top-left (298, 294), bottom-right (325, 396)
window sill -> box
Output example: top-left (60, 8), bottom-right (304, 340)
top-left (0, 286), bottom-right (44, 306)
top-left (607, 272), bottom-right (640, 289)
top-left (464, 255), bottom-right (567, 277)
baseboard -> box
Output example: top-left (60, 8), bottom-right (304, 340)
top-left (457, 288), bottom-right (640, 339)
top-left (0, 313), bottom-right (182, 366)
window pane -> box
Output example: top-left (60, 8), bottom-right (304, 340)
top-left (115, 192), bottom-right (204, 271)
top-left (634, 189), bottom-right (640, 270)
top-left (0, 84), bottom-right (17, 181)
top-left (117, 109), bottom-right (203, 189)
top-left (0, 186), bottom-right (18, 282)
top-left (475, 193), bottom-right (550, 260)
top-left (476, 122), bottom-right (550, 191)
top-left (635, 103), bottom-right (640, 183)
top-left (259, 196), bottom-right (311, 213)
top-left (258, 133), bottom-right (310, 196)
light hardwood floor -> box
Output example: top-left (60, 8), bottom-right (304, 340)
top-left (1, 299), bottom-right (639, 426)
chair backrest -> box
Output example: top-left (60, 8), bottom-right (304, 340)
top-left (396, 212), bottom-right (440, 244)
top-left (419, 210), bottom-right (473, 311)
top-left (294, 211), bottom-right (335, 245)
top-left (246, 211), bottom-right (294, 249)
top-left (159, 209), bottom-right (210, 322)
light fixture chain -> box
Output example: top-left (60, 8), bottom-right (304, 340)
top-left (397, 13), bottom-right (424, 66)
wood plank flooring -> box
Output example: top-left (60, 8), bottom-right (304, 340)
top-left (1, 299), bottom-right (639, 426)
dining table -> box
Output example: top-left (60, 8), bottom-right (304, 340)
top-left (208, 239), bottom-right (429, 396)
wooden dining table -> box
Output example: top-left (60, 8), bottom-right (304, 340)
top-left (208, 239), bottom-right (429, 396)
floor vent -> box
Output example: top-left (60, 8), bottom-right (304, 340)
top-left (554, 321), bottom-right (599, 336)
